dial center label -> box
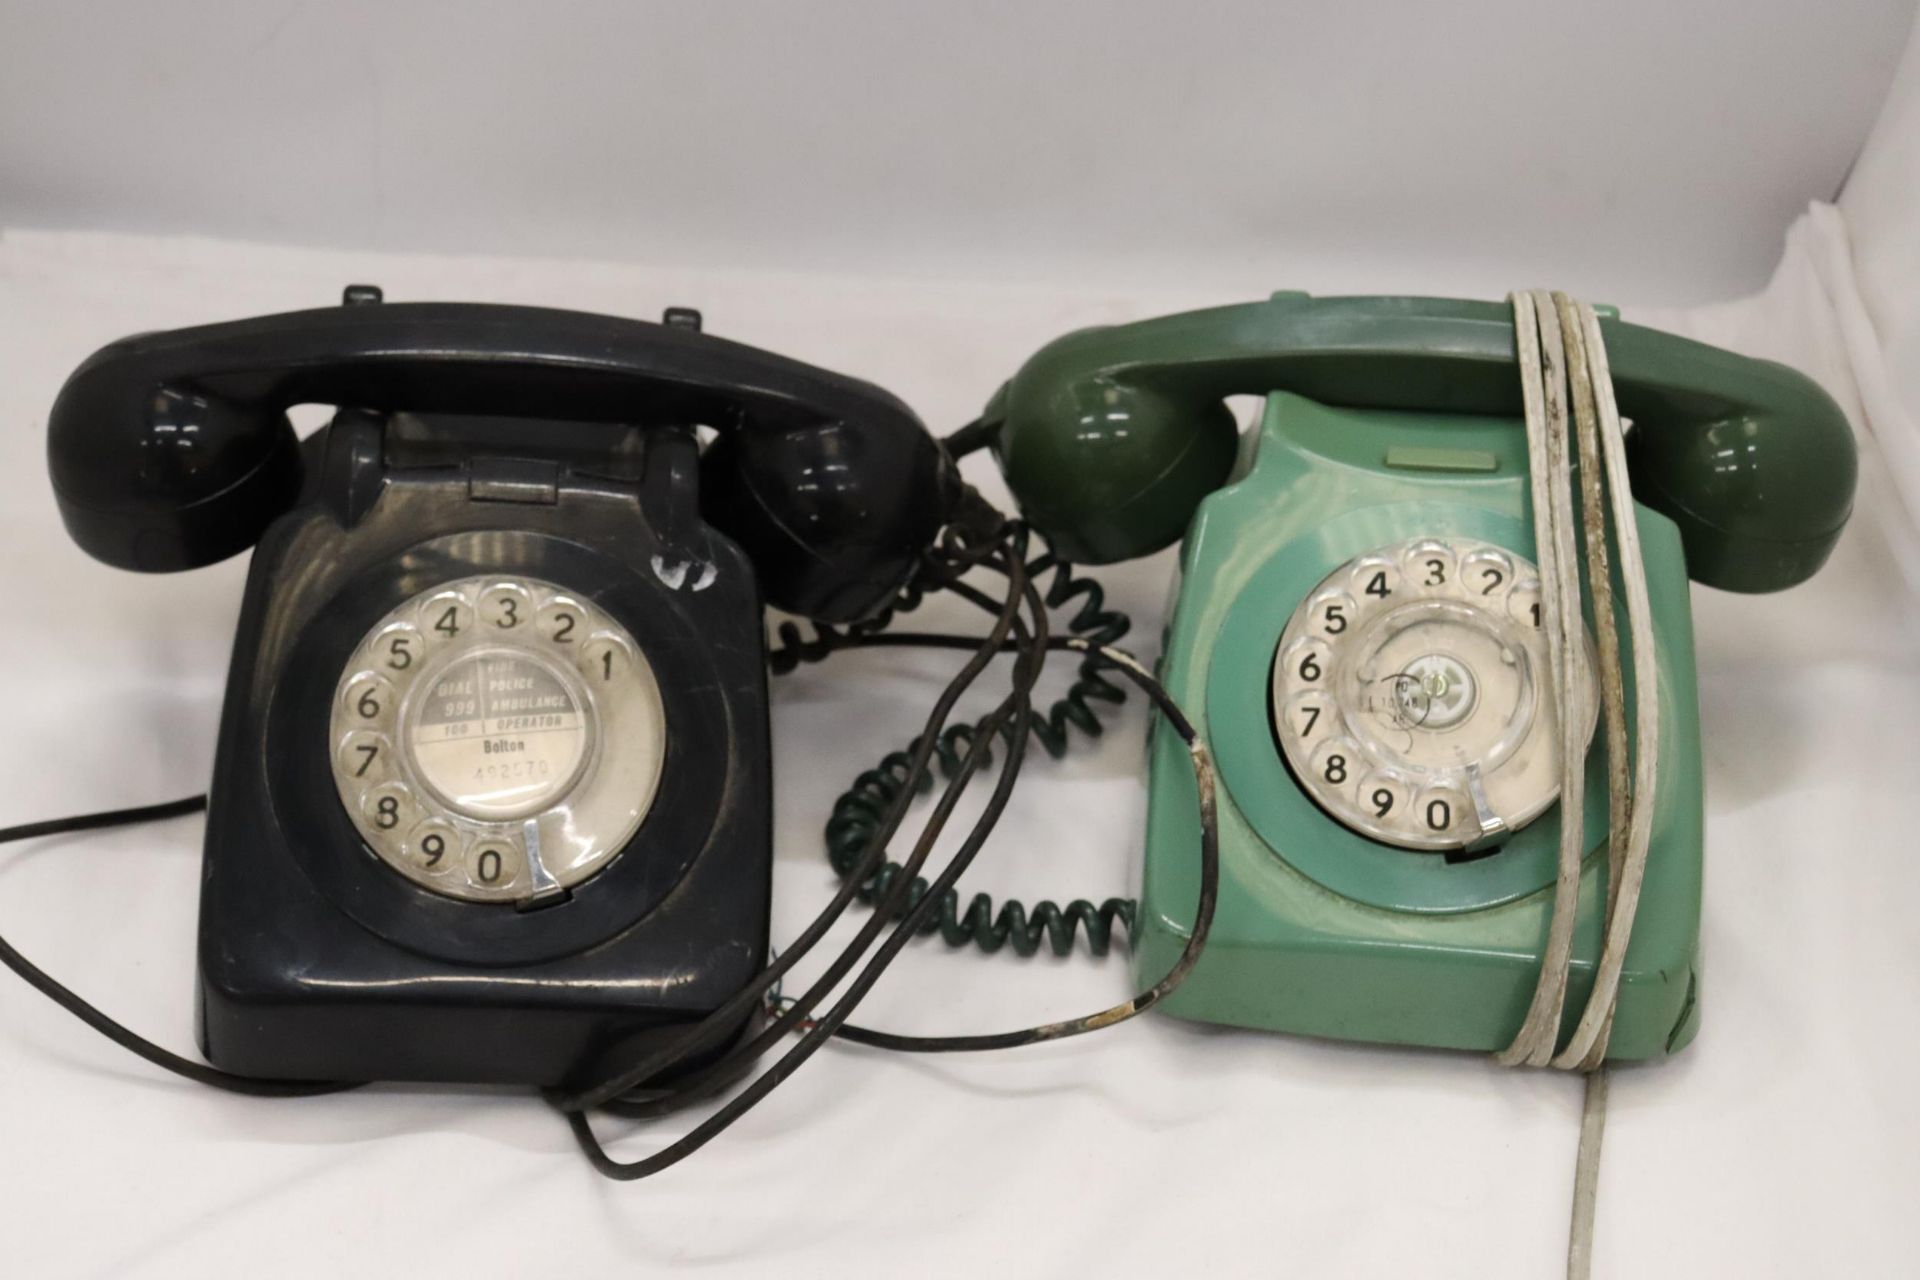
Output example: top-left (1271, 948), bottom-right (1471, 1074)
top-left (407, 650), bottom-right (590, 819)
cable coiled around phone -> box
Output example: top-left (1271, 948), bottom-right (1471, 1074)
top-left (806, 546), bottom-right (1140, 957)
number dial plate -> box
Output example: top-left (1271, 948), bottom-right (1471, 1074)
top-left (1270, 536), bottom-right (1594, 851)
top-left (329, 576), bottom-right (667, 902)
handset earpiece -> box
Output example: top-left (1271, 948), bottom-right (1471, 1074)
top-left (698, 402), bottom-right (960, 624)
top-left (48, 297), bottom-right (960, 618)
top-left (1603, 319), bottom-right (1858, 591)
top-left (986, 294), bottom-right (1857, 590)
top-left (980, 367), bottom-right (1237, 565)
top-left (48, 342), bottom-right (304, 573)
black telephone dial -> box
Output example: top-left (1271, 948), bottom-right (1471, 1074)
top-left (46, 288), bottom-right (964, 1088)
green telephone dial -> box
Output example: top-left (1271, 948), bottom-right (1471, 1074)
top-left (982, 293), bottom-right (1856, 1060)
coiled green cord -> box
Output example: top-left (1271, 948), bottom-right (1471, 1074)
top-left (772, 547), bottom-right (1140, 958)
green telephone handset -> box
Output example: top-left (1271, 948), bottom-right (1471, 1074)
top-left (983, 293), bottom-right (1856, 1059)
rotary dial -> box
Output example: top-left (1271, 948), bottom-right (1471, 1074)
top-left (328, 576), bottom-right (667, 903)
top-left (1270, 537), bottom-right (1594, 852)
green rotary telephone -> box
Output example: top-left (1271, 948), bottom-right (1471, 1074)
top-left (981, 292), bottom-right (1856, 1060)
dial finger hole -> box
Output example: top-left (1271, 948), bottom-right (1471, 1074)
top-left (1308, 737), bottom-right (1361, 794)
top-left (1282, 637), bottom-right (1334, 691)
top-left (419, 591), bottom-right (474, 644)
top-left (342, 673), bottom-right (396, 728)
top-left (479, 582), bottom-right (534, 631)
top-left (1461, 548), bottom-right (1515, 601)
top-left (337, 729), bottom-right (391, 785)
top-left (1359, 768), bottom-right (1412, 826)
top-left (1415, 784), bottom-right (1470, 838)
top-left (536, 598), bottom-right (587, 646)
top-left (1404, 539), bottom-right (1457, 592)
top-left (1282, 690), bottom-right (1336, 743)
top-left (404, 819), bottom-right (461, 876)
top-left (1308, 589), bottom-right (1358, 641)
top-left (467, 838), bottom-right (525, 892)
top-left (1508, 577), bottom-right (1543, 630)
top-left (376, 624), bottom-right (425, 675)
top-left (361, 782), bottom-right (417, 838)
top-left (580, 634), bottom-right (636, 686)
top-left (1349, 556), bottom-right (1400, 607)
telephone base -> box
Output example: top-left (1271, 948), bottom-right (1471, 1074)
top-left (196, 973), bottom-right (767, 1090)
top-left (1134, 391), bottom-right (1705, 1063)
top-left (193, 420), bottom-right (775, 1087)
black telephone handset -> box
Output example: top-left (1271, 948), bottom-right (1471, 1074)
top-left (46, 291), bottom-right (962, 1087)
top-left (50, 294), bottom-right (955, 620)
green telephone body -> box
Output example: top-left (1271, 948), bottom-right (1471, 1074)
top-left (984, 293), bottom-right (1856, 1060)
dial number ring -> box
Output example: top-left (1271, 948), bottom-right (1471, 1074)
top-left (328, 576), bottom-right (668, 903)
top-left (1269, 536), bottom-right (1595, 852)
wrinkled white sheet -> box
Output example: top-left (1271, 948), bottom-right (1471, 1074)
top-left (0, 212), bottom-right (1914, 1279)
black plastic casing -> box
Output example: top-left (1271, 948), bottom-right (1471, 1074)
top-left (197, 412), bottom-right (771, 1087)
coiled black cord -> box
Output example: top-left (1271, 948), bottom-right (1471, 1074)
top-left (785, 538), bottom-right (1141, 957)
top-left (767, 575), bottom-right (930, 676)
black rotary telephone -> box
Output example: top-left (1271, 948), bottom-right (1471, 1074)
top-left (45, 288), bottom-right (967, 1089)
top-left (22, 286), bottom-right (1211, 1184)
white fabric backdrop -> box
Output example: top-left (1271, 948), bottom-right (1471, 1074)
top-left (2, 51), bottom-right (1919, 1277)
top-left (3, 0), bottom-right (1912, 307)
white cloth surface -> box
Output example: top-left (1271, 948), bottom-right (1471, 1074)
top-left (0, 223), bottom-right (1916, 1280)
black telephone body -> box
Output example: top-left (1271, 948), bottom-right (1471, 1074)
top-left (47, 292), bottom-right (959, 1088)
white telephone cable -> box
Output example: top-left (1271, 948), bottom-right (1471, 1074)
top-left (1549, 291), bottom-right (1634, 1280)
top-left (1555, 298), bottom-right (1661, 1071)
top-left (1498, 291), bottom-right (1659, 1067)
top-left (1494, 293), bottom-right (1662, 1278)
top-left (1497, 291), bottom-right (1592, 1067)
top-left (1554, 291), bottom-right (1633, 1069)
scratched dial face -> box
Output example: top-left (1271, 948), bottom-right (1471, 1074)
top-left (328, 576), bottom-right (667, 903)
top-left (1270, 537), bottom-right (1595, 852)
